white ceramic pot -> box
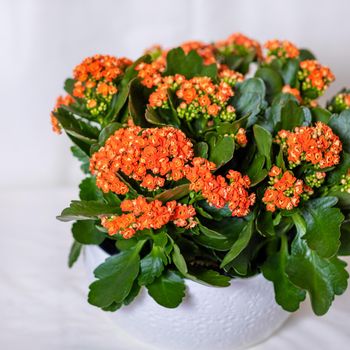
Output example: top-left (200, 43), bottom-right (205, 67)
top-left (84, 245), bottom-right (290, 350)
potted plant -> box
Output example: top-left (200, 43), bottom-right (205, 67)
top-left (51, 34), bottom-right (350, 350)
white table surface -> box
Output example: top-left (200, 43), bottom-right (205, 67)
top-left (1, 187), bottom-right (350, 350)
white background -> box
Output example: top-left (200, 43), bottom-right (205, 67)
top-left (1, 1), bottom-right (350, 349)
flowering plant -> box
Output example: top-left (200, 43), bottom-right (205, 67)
top-left (53, 34), bottom-right (350, 315)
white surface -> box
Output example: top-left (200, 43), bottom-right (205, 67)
top-left (1, 187), bottom-right (350, 350)
top-left (84, 245), bottom-right (290, 350)
top-left (1, 0), bottom-right (350, 189)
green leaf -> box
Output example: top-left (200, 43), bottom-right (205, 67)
top-left (220, 221), bottom-right (253, 268)
top-left (209, 135), bottom-right (235, 168)
top-left (123, 280), bottom-right (142, 305)
top-left (139, 246), bottom-right (166, 285)
top-left (88, 245), bottom-right (142, 307)
top-left (187, 269), bottom-right (230, 287)
top-left (286, 230), bottom-right (349, 315)
top-left (146, 270), bottom-right (186, 308)
top-left (232, 78), bottom-right (266, 126)
top-left (301, 197), bottom-right (344, 258)
top-left (328, 110), bottom-right (350, 153)
top-left (281, 59), bottom-right (299, 86)
top-left (57, 200), bottom-right (118, 222)
top-left (255, 67), bottom-right (283, 101)
top-left (196, 223), bottom-right (234, 250)
top-left (262, 235), bottom-right (306, 312)
top-left (54, 108), bottom-right (99, 144)
top-left (253, 124), bottom-right (272, 169)
top-left (164, 48), bottom-right (217, 79)
top-left (194, 141), bottom-right (209, 158)
top-left (311, 107), bottom-right (332, 124)
top-left (72, 220), bottom-right (105, 245)
top-left (299, 49), bottom-right (316, 61)
top-left (246, 154), bottom-right (268, 186)
top-left (68, 240), bottom-right (82, 268)
top-left (256, 210), bottom-right (275, 237)
top-left (113, 55), bottom-right (151, 118)
top-left (64, 78), bottom-right (75, 95)
top-left (172, 244), bottom-right (188, 275)
top-left (339, 220), bottom-right (350, 256)
top-left (155, 184), bottom-right (190, 202)
top-left (71, 146), bottom-right (90, 173)
top-left (198, 200), bottom-right (232, 219)
top-left (79, 177), bottom-right (104, 201)
top-left (280, 100), bottom-right (304, 131)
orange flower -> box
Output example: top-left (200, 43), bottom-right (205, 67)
top-left (90, 123), bottom-right (194, 194)
top-left (71, 54), bottom-right (132, 115)
top-left (184, 159), bottom-right (255, 217)
top-left (264, 40), bottom-right (299, 59)
top-left (263, 167), bottom-right (306, 212)
top-left (218, 66), bottom-right (244, 87)
top-left (298, 60), bottom-right (335, 99)
top-left (150, 75), bottom-right (236, 122)
top-left (276, 122), bottom-right (342, 169)
top-left (282, 85), bottom-right (301, 102)
top-left (101, 196), bottom-right (197, 238)
top-left (180, 40), bottom-right (216, 65)
top-left (215, 33), bottom-right (262, 60)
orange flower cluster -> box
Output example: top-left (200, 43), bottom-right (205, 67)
top-left (135, 58), bottom-right (166, 88)
top-left (180, 41), bottom-right (216, 65)
top-left (90, 123), bottom-right (194, 194)
top-left (218, 66), bottom-right (244, 87)
top-left (215, 32), bottom-right (262, 60)
top-left (262, 166), bottom-right (308, 212)
top-left (91, 124), bottom-right (255, 217)
top-left (235, 128), bottom-right (248, 147)
top-left (298, 60), bottom-right (335, 97)
top-left (149, 75), bottom-right (236, 122)
top-left (264, 40), bottom-right (299, 60)
top-left (72, 54), bottom-right (132, 115)
top-left (328, 92), bottom-right (350, 113)
top-left (276, 122), bottom-right (342, 169)
top-left (185, 158), bottom-right (256, 217)
top-left (50, 94), bottom-right (74, 134)
top-left (282, 85), bottom-right (302, 102)
top-left (101, 196), bottom-right (197, 238)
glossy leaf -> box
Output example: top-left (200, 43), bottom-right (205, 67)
top-left (328, 110), bottom-right (350, 153)
top-left (72, 220), bottom-right (105, 245)
top-left (209, 135), bottom-right (235, 168)
top-left (220, 221), bottom-right (253, 268)
top-left (172, 244), bottom-right (188, 275)
top-left (253, 124), bottom-right (272, 169)
top-left (164, 48), bottom-right (217, 79)
top-left (262, 236), bottom-right (306, 312)
top-left (187, 269), bottom-right (230, 287)
top-left (301, 197), bottom-right (344, 258)
top-left (79, 177), bottom-right (104, 201)
top-left (57, 200), bottom-right (118, 222)
top-left (68, 241), bottom-right (82, 268)
top-left (286, 232), bottom-right (349, 316)
top-left (89, 246), bottom-right (142, 307)
top-left (71, 146), bottom-right (90, 173)
top-left (255, 67), bottom-right (283, 101)
top-left (139, 246), bottom-right (166, 285)
top-left (146, 271), bottom-right (186, 308)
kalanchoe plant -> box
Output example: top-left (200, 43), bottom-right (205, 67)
top-left (52, 33), bottom-right (350, 316)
